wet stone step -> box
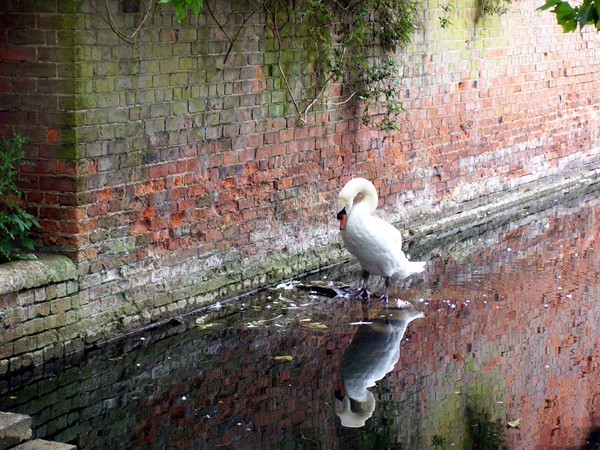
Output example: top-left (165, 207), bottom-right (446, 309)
top-left (12, 439), bottom-right (77, 450)
top-left (0, 412), bottom-right (31, 450)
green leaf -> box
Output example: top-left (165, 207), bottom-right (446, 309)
top-left (159, 0), bottom-right (203, 21)
top-left (562, 19), bottom-right (579, 31)
top-left (186, 0), bottom-right (202, 17)
top-left (554, 1), bottom-right (576, 20)
top-left (537, 0), bottom-right (562, 11)
top-left (576, 1), bottom-right (593, 26)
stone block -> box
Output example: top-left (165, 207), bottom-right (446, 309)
top-left (12, 439), bottom-right (76, 450)
top-left (0, 411), bottom-right (31, 450)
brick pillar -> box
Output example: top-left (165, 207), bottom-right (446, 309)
top-left (0, 0), bottom-right (85, 258)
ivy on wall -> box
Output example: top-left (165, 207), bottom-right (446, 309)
top-left (103, 0), bottom-right (419, 131)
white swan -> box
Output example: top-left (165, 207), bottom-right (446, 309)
top-left (337, 178), bottom-right (426, 301)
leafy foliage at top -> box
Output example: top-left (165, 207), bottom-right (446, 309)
top-left (0, 132), bottom-right (40, 262)
top-left (538, 0), bottom-right (600, 32)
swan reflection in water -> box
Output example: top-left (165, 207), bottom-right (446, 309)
top-left (335, 305), bottom-right (424, 428)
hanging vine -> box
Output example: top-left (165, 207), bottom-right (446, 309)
top-left (98, 0), bottom-right (420, 131)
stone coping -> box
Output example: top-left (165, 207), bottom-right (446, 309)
top-left (0, 255), bottom-right (77, 296)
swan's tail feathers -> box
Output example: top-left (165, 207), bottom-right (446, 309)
top-left (407, 260), bottom-right (426, 275)
top-left (396, 259), bottom-right (426, 279)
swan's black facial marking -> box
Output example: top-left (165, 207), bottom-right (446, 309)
top-left (337, 207), bottom-right (348, 230)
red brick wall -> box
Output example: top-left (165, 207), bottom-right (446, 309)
top-left (1, 0), bottom-right (599, 346)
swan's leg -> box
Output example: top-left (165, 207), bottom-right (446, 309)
top-left (358, 270), bottom-right (371, 300)
top-left (380, 277), bottom-right (391, 303)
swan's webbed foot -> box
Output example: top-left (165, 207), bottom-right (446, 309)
top-left (358, 287), bottom-right (371, 302)
top-left (358, 270), bottom-right (371, 302)
top-left (380, 277), bottom-right (391, 303)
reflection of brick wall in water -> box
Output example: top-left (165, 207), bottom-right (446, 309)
top-left (392, 195), bottom-right (600, 449)
top-left (2, 0), bottom-right (600, 372)
top-left (2, 195), bottom-right (600, 448)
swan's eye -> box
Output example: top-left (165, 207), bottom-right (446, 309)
top-left (336, 207), bottom-right (346, 220)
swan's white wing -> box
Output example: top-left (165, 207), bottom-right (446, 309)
top-left (342, 214), bottom-right (405, 277)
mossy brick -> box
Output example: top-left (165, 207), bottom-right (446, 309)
top-left (38, 111), bottom-right (83, 128)
top-left (115, 76), bottom-right (134, 90)
top-left (28, 302), bottom-right (51, 319)
top-left (169, 72), bottom-right (189, 86)
top-left (149, 73), bottom-right (170, 89)
top-left (40, 143), bottom-right (83, 160)
top-left (46, 282), bottom-right (67, 300)
top-left (107, 109), bottom-right (129, 123)
top-left (75, 126), bottom-right (99, 142)
top-left (223, 95), bottom-right (241, 110)
top-left (8, 29), bottom-right (47, 45)
top-left (217, 109), bottom-right (237, 125)
top-left (144, 43), bottom-right (173, 58)
top-left (66, 281), bottom-right (78, 295)
top-left (34, 288), bottom-right (47, 302)
top-left (36, 330), bottom-right (58, 349)
top-left (120, 152), bottom-right (142, 168)
top-left (20, 94), bottom-right (59, 111)
top-left (140, 59), bottom-right (161, 73)
top-left (205, 112), bottom-right (220, 126)
top-left (58, 96), bottom-right (79, 111)
top-left (173, 42), bottom-right (192, 56)
top-left (14, 336), bottom-right (36, 355)
top-left (269, 104), bottom-right (285, 118)
top-left (0, 342), bottom-right (13, 360)
top-left (57, 0), bottom-right (80, 13)
top-left (188, 70), bottom-right (207, 85)
top-left (271, 89), bottom-right (288, 103)
top-left (23, 318), bottom-right (45, 335)
top-left (97, 154), bottom-right (119, 172)
top-left (17, 290), bottom-right (35, 307)
top-left (130, 136), bottom-right (147, 151)
top-left (37, 46), bottom-right (76, 64)
top-left (150, 103), bottom-right (170, 117)
top-left (170, 101), bottom-right (188, 115)
top-left (165, 117), bottom-right (185, 131)
top-left (85, 109), bottom-right (108, 125)
top-left (178, 57), bottom-right (198, 71)
top-left (49, 297), bottom-right (72, 315)
top-left (135, 89), bottom-right (155, 104)
top-left (188, 99), bottom-right (206, 113)
top-left (118, 59), bottom-right (139, 75)
top-left (58, 128), bottom-right (78, 145)
top-left (93, 77), bottom-right (116, 93)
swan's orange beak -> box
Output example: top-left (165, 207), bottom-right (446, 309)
top-left (337, 208), bottom-right (347, 231)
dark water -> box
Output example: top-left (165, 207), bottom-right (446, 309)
top-left (2, 190), bottom-right (600, 450)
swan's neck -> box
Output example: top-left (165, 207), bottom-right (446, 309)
top-left (351, 186), bottom-right (378, 215)
top-left (337, 178), bottom-right (379, 220)
top-left (351, 196), bottom-right (375, 216)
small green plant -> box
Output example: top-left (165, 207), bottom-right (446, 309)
top-left (477, 0), bottom-right (511, 19)
top-left (439, 2), bottom-right (455, 28)
top-left (0, 132), bottom-right (40, 262)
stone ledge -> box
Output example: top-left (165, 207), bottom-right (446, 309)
top-left (0, 255), bottom-right (77, 296)
top-left (0, 411), bottom-right (31, 450)
top-left (12, 439), bottom-right (77, 450)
